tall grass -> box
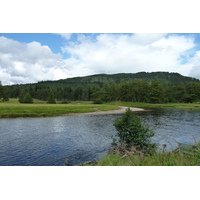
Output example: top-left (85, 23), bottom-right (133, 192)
top-left (96, 151), bottom-right (200, 166)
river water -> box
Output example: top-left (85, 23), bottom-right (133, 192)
top-left (0, 108), bottom-right (199, 166)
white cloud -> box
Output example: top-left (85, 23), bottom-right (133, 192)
top-left (62, 33), bottom-right (197, 77)
top-left (0, 33), bottom-right (200, 85)
top-left (0, 36), bottom-right (64, 85)
top-left (56, 33), bottom-right (72, 40)
top-left (188, 51), bottom-right (200, 79)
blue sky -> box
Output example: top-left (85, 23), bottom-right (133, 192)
top-left (0, 33), bottom-right (200, 85)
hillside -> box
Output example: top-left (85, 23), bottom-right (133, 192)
top-left (4, 71), bottom-right (200, 103)
top-left (38, 71), bottom-right (200, 87)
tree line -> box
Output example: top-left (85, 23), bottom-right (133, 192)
top-left (2, 76), bottom-right (200, 104)
top-left (0, 81), bottom-right (9, 102)
top-left (91, 78), bottom-right (200, 104)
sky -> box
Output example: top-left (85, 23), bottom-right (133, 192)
top-left (1, 33), bottom-right (200, 85)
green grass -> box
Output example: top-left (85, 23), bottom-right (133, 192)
top-left (0, 99), bottom-right (119, 118)
top-left (94, 151), bottom-right (200, 166)
top-left (1, 99), bottom-right (200, 118)
top-left (106, 101), bottom-right (200, 110)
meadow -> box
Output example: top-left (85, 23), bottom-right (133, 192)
top-left (0, 99), bottom-right (200, 118)
top-left (0, 98), bottom-right (119, 118)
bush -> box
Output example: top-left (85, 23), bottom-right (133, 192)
top-left (61, 99), bottom-right (70, 104)
top-left (19, 92), bottom-right (33, 103)
top-left (93, 98), bottom-right (103, 104)
top-left (113, 108), bottom-right (156, 153)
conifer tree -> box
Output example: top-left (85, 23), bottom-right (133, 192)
top-left (47, 90), bottom-right (56, 104)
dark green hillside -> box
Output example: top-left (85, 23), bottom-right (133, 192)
top-left (37, 71), bottom-right (200, 86)
top-left (3, 72), bottom-right (200, 103)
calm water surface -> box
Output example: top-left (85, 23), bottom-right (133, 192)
top-left (0, 108), bottom-right (199, 166)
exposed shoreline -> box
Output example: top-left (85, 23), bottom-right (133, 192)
top-left (66, 106), bottom-right (146, 116)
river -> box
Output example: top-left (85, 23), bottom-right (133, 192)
top-left (0, 108), bottom-right (199, 166)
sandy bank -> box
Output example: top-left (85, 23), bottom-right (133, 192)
top-left (67, 106), bottom-right (146, 116)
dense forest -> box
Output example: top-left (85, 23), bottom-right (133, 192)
top-left (1, 72), bottom-right (200, 104)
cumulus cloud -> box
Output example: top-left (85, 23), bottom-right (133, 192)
top-left (0, 36), bottom-right (64, 85)
top-left (0, 33), bottom-right (200, 85)
top-left (62, 33), bottom-right (197, 77)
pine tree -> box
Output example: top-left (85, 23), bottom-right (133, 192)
top-left (47, 90), bottom-right (56, 104)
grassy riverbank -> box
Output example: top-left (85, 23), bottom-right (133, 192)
top-left (94, 151), bottom-right (200, 166)
top-left (0, 99), bottom-right (119, 118)
top-left (106, 101), bottom-right (200, 110)
top-left (0, 99), bottom-right (200, 118)
top-left (84, 142), bottom-right (200, 166)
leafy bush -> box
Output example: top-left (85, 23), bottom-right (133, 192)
top-left (113, 108), bottom-right (156, 153)
top-left (93, 98), bottom-right (103, 104)
top-left (19, 92), bottom-right (33, 103)
top-left (61, 99), bottom-right (70, 104)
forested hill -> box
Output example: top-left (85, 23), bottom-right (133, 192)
top-left (39, 71), bottom-right (200, 87)
top-left (3, 71), bottom-right (200, 104)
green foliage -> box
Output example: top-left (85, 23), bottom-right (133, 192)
top-left (19, 92), bottom-right (33, 103)
top-left (47, 91), bottom-right (56, 104)
top-left (113, 108), bottom-right (156, 153)
top-left (6, 72), bottom-right (200, 104)
top-left (96, 151), bottom-right (200, 166)
top-left (23, 93), bottom-right (33, 103)
top-left (149, 78), bottom-right (164, 103)
top-left (92, 86), bottom-right (104, 104)
top-left (0, 84), bottom-right (9, 102)
top-left (0, 81), bottom-right (3, 100)
top-left (61, 99), bottom-right (70, 104)
top-left (2, 87), bottom-right (9, 102)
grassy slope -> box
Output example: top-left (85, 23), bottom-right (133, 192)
top-left (0, 99), bottom-right (119, 118)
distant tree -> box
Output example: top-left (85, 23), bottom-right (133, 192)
top-left (19, 92), bottom-right (33, 103)
top-left (0, 81), bottom-right (3, 101)
top-left (19, 90), bottom-right (26, 103)
top-left (2, 87), bottom-right (10, 102)
top-left (113, 108), bottom-right (156, 153)
top-left (47, 90), bottom-right (56, 104)
top-left (149, 78), bottom-right (164, 103)
top-left (23, 93), bottom-right (33, 103)
top-left (92, 86), bottom-right (105, 104)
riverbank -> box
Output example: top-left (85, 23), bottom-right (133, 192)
top-left (66, 106), bottom-right (145, 116)
top-left (106, 101), bottom-right (200, 110)
top-left (0, 99), bottom-right (199, 118)
top-left (0, 103), bottom-right (118, 118)
top-left (80, 142), bottom-right (200, 166)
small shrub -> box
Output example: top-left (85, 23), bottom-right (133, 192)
top-left (61, 99), bottom-right (70, 104)
top-left (93, 98), bottom-right (103, 104)
top-left (19, 92), bottom-right (33, 103)
top-left (113, 108), bottom-right (157, 154)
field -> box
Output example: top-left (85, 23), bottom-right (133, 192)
top-left (1, 99), bottom-right (200, 118)
top-left (0, 98), bottom-right (119, 118)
